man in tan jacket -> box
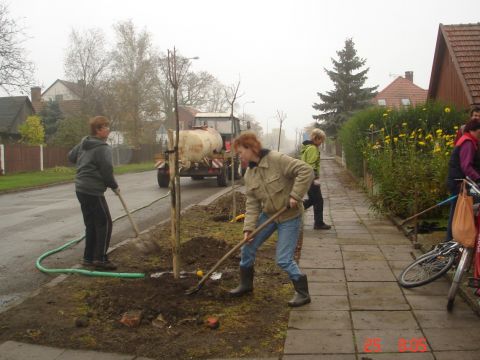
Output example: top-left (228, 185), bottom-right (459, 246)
top-left (229, 132), bottom-right (313, 307)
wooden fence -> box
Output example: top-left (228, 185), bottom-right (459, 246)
top-left (0, 143), bottom-right (163, 175)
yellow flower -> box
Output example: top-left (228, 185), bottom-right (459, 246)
top-left (372, 144), bottom-right (381, 150)
top-left (422, 108), bottom-right (427, 111)
top-left (446, 140), bottom-right (454, 147)
top-left (454, 125), bottom-right (458, 130)
top-left (417, 128), bottom-right (423, 132)
top-left (410, 130), bottom-right (416, 136)
top-left (444, 107), bottom-right (451, 113)
top-left (394, 137), bottom-right (398, 143)
top-left (445, 151), bottom-right (450, 156)
top-left (383, 113), bottom-right (388, 117)
top-left (436, 129), bottom-right (443, 135)
top-left (418, 133), bottom-right (423, 139)
top-left (433, 144), bottom-right (441, 153)
top-left (425, 134), bottom-right (433, 141)
top-left (418, 141), bottom-right (426, 146)
top-left (381, 128), bottom-right (385, 132)
top-left (399, 133), bottom-right (406, 138)
top-left (385, 139), bottom-right (391, 144)
top-left (402, 122), bottom-right (407, 126)
top-left (385, 135), bottom-right (390, 140)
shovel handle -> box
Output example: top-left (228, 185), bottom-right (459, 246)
top-left (117, 192), bottom-right (140, 237)
top-left (195, 206), bottom-right (289, 289)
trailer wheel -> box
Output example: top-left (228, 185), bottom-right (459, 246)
top-left (157, 171), bottom-right (170, 188)
top-left (217, 172), bottom-right (227, 187)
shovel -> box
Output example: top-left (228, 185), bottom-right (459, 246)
top-left (399, 195), bottom-right (458, 226)
top-left (185, 205), bottom-right (289, 295)
top-left (116, 191), bottom-right (140, 237)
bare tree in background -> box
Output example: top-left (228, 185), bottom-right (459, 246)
top-left (0, 2), bottom-right (34, 94)
top-left (64, 28), bottom-right (111, 115)
top-left (205, 79), bottom-right (229, 113)
top-left (109, 20), bottom-right (161, 147)
top-left (276, 110), bottom-right (286, 151)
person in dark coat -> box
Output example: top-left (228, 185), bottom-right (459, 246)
top-left (446, 120), bottom-right (480, 241)
top-left (68, 116), bottom-right (119, 270)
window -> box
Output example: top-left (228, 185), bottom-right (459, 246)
top-left (401, 98), bottom-right (411, 106)
top-left (55, 94), bottom-right (64, 101)
top-left (377, 99), bottom-right (386, 106)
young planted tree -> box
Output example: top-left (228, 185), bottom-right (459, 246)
top-left (313, 38), bottom-right (377, 135)
top-left (18, 116), bottom-right (44, 145)
top-left (0, 2), bottom-right (34, 94)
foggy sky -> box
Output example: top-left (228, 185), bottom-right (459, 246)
top-left (9, 0), bottom-right (479, 139)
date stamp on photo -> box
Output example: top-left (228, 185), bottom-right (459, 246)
top-left (363, 337), bottom-right (428, 353)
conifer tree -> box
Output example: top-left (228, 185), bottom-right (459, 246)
top-left (39, 100), bottom-right (64, 142)
top-left (313, 38), bottom-right (377, 135)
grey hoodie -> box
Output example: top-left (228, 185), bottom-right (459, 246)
top-left (68, 136), bottom-right (118, 196)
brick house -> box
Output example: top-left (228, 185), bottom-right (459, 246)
top-left (31, 79), bottom-right (84, 117)
top-left (427, 23), bottom-right (480, 109)
top-left (373, 71), bottom-right (428, 108)
top-left (0, 96), bottom-right (35, 143)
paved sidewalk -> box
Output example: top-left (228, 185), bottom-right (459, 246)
top-left (283, 157), bottom-right (480, 360)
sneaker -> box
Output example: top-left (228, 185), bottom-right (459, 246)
top-left (93, 260), bottom-right (117, 271)
top-left (314, 223), bottom-right (332, 230)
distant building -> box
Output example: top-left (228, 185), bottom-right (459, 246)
top-left (0, 96), bottom-right (35, 143)
top-left (31, 79), bottom-right (85, 117)
top-left (428, 23), bottom-right (480, 109)
top-left (373, 71), bottom-right (427, 108)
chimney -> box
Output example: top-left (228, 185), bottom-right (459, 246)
top-left (31, 86), bottom-right (41, 103)
top-left (405, 71), bottom-right (414, 82)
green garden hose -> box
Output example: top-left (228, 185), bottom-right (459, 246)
top-left (35, 191), bottom-right (171, 279)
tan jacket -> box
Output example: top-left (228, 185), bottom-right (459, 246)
top-left (243, 150), bottom-right (314, 232)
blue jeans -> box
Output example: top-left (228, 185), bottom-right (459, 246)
top-left (240, 213), bottom-right (303, 281)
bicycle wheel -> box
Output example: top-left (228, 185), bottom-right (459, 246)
top-left (398, 251), bottom-right (456, 288)
top-left (447, 247), bottom-right (474, 312)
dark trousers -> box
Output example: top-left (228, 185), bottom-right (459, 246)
top-left (76, 192), bottom-right (112, 262)
top-left (303, 182), bottom-right (325, 226)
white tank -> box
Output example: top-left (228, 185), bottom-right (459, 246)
top-left (175, 127), bottom-right (223, 168)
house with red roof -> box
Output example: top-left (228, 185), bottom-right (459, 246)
top-left (428, 23), bottom-right (480, 109)
top-left (373, 71), bottom-right (428, 108)
top-left (30, 79), bottom-right (84, 117)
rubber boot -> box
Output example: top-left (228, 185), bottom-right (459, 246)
top-left (229, 266), bottom-right (254, 297)
top-left (288, 274), bottom-right (311, 307)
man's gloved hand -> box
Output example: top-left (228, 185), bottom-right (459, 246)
top-left (113, 187), bottom-right (120, 195)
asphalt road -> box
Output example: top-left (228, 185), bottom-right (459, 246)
top-left (0, 170), bottom-right (226, 312)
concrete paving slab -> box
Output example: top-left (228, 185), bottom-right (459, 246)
top-left (336, 238), bottom-right (377, 245)
top-left (309, 282), bottom-right (347, 296)
top-left (354, 329), bottom-right (428, 353)
top-left (353, 354), bottom-right (434, 359)
top-left (343, 260), bottom-right (390, 270)
top-left (337, 233), bottom-right (373, 240)
top-left (0, 341), bottom-right (65, 360)
top-left (288, 310), bottom-right (351, 330)
top-left (303, 268), bottom-right (345, 282)
top-left (434, 350), bottom-right (480, 360)
top-left (283, 355), bottom-right (356, 360)
top-left (348, 282), bottom-right (410, 310)
top-left (341, 245), bottom-right (382, 252)
top-left (284, 329), bottom-right (355, 354)
top-left (345, 267), bottom-right (397, 282)
top-left (351, 311), bottom-right (419, 330)
top-left (299, 258), bottom-right (344, 269)
top-left (400, 280), bottom-right (451, 296)
top-left (374, 237), bottom-right (413, 245)
top-left (414, 310), bottom-right (480, 328)
top-left (342, 252), bottom-right (386, 261)
top-left (372, 234), bottom-right (412, 242)
top-left (294, 295), bottom-right (350, 311)
top-left (300, 250), bottom-right (342, 261)
top-left (379, 245), bottom-right (423, 261)
top-left (334, 229), bottom-right (371, 235)
top-left (423, 328), bottom-right (480, 351)
top-left (58, 349), bottom-right (134, 359)
top-left (405, 294), bottom-right (470, 311)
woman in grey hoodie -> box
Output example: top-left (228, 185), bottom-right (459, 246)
top-left (68, 116), bottom-right (119, 270)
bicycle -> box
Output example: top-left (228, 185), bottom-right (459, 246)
top-left (398, 177), bottom-right (480, 312)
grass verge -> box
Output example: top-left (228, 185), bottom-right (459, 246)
top-left (0, 162), bottom-right (155, 192)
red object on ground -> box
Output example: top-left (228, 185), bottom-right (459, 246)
top-left (206, 317), bottom-right (219, 329)
top-left (120, 310), bottom-right (143, 327)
